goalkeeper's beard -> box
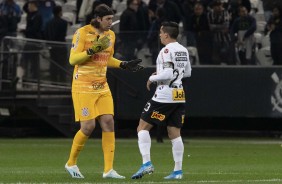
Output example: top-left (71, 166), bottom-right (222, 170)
top-left (104, 25), bottom-right (111, 31)
top-left (91, 20), bottom-right (111, 31)
top-left (102, 22), bottom-right (112, 31)
top-left (99, 26), bottom-right (111, 32)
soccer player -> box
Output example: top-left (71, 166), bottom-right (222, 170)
top-left (65, 4), bottom-right (143, 179)
top-left (131, 21), bottom-right (192, 180)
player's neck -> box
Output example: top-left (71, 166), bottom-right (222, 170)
top-left (164, 39), bottom-right (177, 46)
top-left (96, 28), bottom-right (104, 34)
top-left (93, 25), bottom-right (105, 34)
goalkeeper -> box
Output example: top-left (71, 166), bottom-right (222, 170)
top-left (65, 4), bottom-right (143, 179)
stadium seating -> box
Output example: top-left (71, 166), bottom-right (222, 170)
top-left (62, 12), bottom-right (76, 25)
top-left (10, 0), bottom-right (274, 66)
top-left (187, 47), bottom-right (200, 65)
top-left (115, 0), bottom-right (126, 13)
top-left (62, 0), bottom-right (76, 13)
top-left (256, 46), bottom-right (273, 65)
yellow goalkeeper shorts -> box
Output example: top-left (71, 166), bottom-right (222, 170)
top-left (72, 90), bottom-right (114, 122)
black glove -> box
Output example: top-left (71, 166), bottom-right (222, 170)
top-left (120, 59), bottom-right (144, 72)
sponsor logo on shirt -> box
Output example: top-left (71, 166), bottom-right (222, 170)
top-left (173, 89), bottom-right (185, 101)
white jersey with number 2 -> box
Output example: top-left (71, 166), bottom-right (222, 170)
top-left (150, 42), bottom-right (192, 103)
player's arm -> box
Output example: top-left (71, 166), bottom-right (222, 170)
top-left (108, 57), bottom-right (122, 68)
top-left (69, 52), bottom-right (90, 66)
top-left (107, 32), bottom-right (122, 68)
top-left (70, 31), bottom-right (111, 66)
top-left (69, 29), bottom-right (89, 66)
top-left (149, 63), bottom-right (174, 82)
top-left (108, 57), bottom-right (144, 71)
top-left (147, 62), bottom-right (173, 91)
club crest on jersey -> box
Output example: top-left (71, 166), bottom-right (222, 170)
top-left (164, 48), bottom-right (169, 54)
top-left (81, 108), bottom-right (89, 117)
top-left (151, 111), bottom-right (165, 121)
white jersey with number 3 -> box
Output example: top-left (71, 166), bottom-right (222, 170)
top-left (152, 42), bottom-right (191, 103)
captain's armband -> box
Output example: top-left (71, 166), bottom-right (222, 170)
top-left (163, 62), bottom-right (174, 69)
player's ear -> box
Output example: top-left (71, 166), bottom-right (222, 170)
top-left (165, 33), bottom-right (169, 39)
top-left (97, 16), bottom-right (102, 23)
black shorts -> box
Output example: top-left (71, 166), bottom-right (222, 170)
top-left (140, 99), bottom-right (185, 128)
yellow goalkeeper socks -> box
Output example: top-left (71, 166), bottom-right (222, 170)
top-left (67, 130), bottom-right (89, 166)
top-left (102, 131), bottom-right (115, 173)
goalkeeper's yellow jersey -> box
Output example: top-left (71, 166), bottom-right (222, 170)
top-left (69, 24), bottom-right (121, 93)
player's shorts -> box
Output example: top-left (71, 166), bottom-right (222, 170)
top-left (72, 90), bottom-right (114, 122)
top-left (140, 99), bottom-right (185, 128)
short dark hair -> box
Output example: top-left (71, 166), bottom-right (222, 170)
top-left (161, 21), bottom-right (179, 39)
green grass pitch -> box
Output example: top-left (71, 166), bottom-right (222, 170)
top-left (1, 138), bottom-right (282, 183)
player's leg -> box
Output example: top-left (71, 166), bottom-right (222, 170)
top-left (165, 126), bottom-right (183, 179)
top-left (67, 119), bottom-right (96, 166)
top-left (97, 92), bottom-right (125, 179)
top-left (164, 104), bottom-right (185, 180)
top-left (65, 92), bottom-right (97, 178)
top-left (132, 100), bottom-right (162, 179)
top-left (65, 119), bottom-right (96, 178)
top-left (137, 119), bottom-right (154, 165)
top-left (131, 119), bottom-right (154, 179)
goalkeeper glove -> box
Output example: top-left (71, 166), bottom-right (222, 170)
top-left (120, 59), bottom-right (144, 72)
top-left (87, 35), bottom-right (110, 55)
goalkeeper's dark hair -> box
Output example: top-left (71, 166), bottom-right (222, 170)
top-left (161, 21), bottom-right (179, 39)
top-left (91, 4), bottom-right (114, 28)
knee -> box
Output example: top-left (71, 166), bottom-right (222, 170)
top-left (81, 126), bottom-right (94, 136)
top-left (167, 130), bottom-right (173, 140)
top-left (168, 132), bottom-right (178, 140)
top-left (100, 116), bottom-right (115, 132)
top-left (167, 127), bottom-right (181, 140)
top-left (80, 121), bottom-right (96, 136)
top-left (137, 119), bottom-right (153, 132)
top-left (137, 124), bottom-right (142, 132)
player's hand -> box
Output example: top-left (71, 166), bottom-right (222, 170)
top-left (92, 35), bottom-right (110, 52)
top-left (87, 35), bottom-right (110, 55)
top-left (120, 59), bottom-right (144, 72)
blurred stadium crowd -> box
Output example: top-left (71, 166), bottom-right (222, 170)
top-left (0, 0), bottom-right (282, 67)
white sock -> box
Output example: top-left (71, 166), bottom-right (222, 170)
top-left (138, 130), bottom-right (151, 164)
top-left (171, 136), bottom-right (184, 171)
